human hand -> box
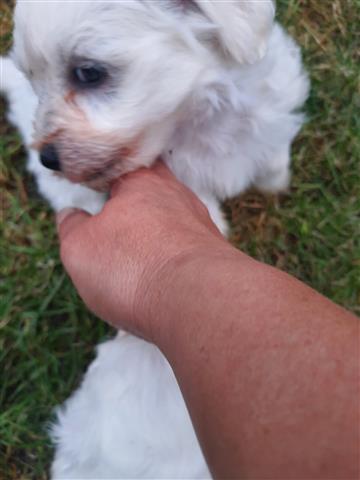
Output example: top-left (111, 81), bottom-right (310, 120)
top-left (57, 161), bottom-right (228, 341)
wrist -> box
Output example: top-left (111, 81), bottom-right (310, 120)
top-left (139, 239), bottom-right (250, 346)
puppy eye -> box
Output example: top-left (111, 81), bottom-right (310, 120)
top-left (71, 63), bottom-right (107, 87)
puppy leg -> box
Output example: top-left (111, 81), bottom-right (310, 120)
top-left (35, 168), bottom-right (106, 214)
top-left (198, 194), bottom-right (228, 237)
top-left (51, 333), bottom-right (209, 479)
top-left (249, 25), bottom-right (309, 195)
top-left (253, 148), bottom-right (291, 194)
top-left (1, 56), bottom-right (37, 145)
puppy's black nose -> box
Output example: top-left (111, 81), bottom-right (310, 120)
top-left (40, 144), bottom-right (61, 171)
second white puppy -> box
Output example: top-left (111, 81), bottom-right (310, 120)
top-left (2, 0), bottom-right (309, 477)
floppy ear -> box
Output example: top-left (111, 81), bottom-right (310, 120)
top-left (192, 0), bottom-right (275, 64)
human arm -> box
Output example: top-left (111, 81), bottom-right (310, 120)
top-left (57, 162), bottom-right (359, 479)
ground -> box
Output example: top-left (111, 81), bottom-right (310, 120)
top-left (0, 0), bottom-right (359, 478)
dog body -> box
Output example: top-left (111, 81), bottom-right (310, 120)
top-left (2, 0), bottom-right (308, 477)
top-left (51, 334), bottom-right (208, 479)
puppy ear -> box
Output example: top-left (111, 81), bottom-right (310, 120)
top-left (192, 0), bottom-right (275, 64)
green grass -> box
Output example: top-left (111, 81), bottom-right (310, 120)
top-left (0, 0), bottom-right (359, 478)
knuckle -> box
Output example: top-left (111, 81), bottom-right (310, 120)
top-left (60, 235), bottom-right (79, 266)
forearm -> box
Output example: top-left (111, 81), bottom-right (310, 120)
top-left (153, 248), bottom-right (359, 479)
top-left (56, 165), bottom-right (359, 478)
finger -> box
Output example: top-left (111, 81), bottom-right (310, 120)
top-left (110, 165), bottom-right (156, 198)
top-left (109, 167), bottom-right (149, 198)
top-left (110, 176), bottom-right (124, 198)
top-left (110, 160), bottom-right (175, 199)
top-left (152, 159), bottom-right (176, 180)
top-left (56, 208), bottom-right (91, 242)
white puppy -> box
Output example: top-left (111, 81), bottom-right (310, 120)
top-left (1, 0), bottom-right (309, 478)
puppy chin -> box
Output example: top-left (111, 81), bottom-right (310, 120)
top-left (60, 164), bottom-right (128, 192)
top-left (60, 172), bottom-right (113, 192)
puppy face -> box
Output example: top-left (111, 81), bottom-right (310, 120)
top-left (12, 0), bottom-right (274, 190)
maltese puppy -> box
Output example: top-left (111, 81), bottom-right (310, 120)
top-left (1, 0), bottom-right (309, 477)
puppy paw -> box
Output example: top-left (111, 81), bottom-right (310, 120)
top-left (255, 167), bottom-right (290, 194)
top-left (199, 194), bottom-right (229, 237)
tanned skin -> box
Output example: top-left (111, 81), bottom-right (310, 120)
top-left (57, 162), bottom-right (359, 479)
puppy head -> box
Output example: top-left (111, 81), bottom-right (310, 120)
top-left (13, 0), bottom-right (274, 190)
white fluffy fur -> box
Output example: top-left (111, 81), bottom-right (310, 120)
top-left (51, 333), bottom-right (208, 479)
top-left (1, 0), bottom-right (309, 477)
